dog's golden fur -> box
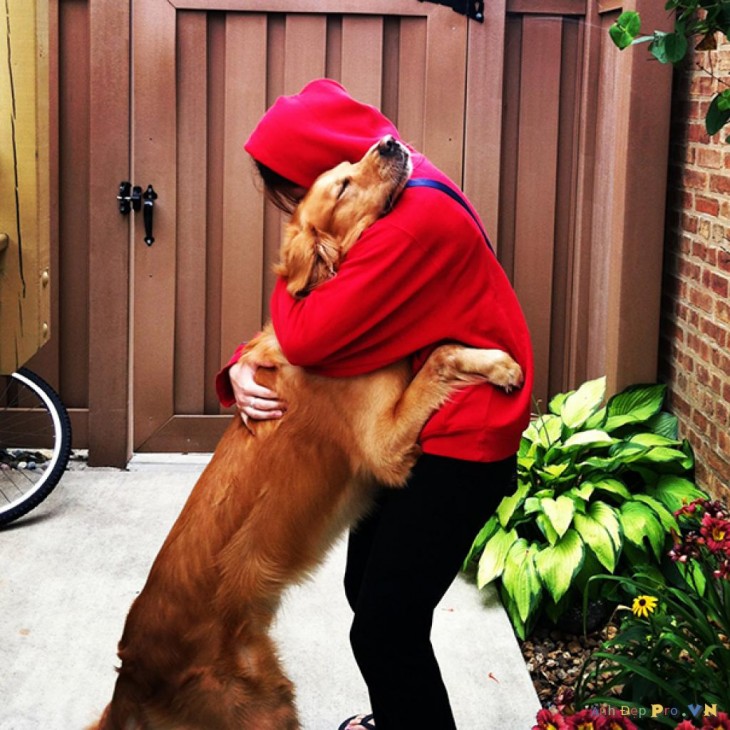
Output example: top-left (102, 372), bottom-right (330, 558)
top-left (89, 136), bottom-right (522, 730)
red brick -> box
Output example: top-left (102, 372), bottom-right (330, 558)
top-left (697, 148), bottom-right (723, 168)
top-left (681, 213), bottom-right (699, 233)
top-left (692, 408), bottom-right (711, 435)
top-left (709, 173), bottom-right (730, 194)
top-left (705, 241), bottom-right (719, 265)
top-left (690, 75), bottom-right (715, 96)
top-left (704, 446), bottom-right (729, 475)
top-left (710, 271), bottom-right (729, 297)
top-left (717, 299), bottom-right (730, 325)
top-left (685, 168), bottom-right (710, 190)
top-left (695, 195), bottom-right (720, 215)
top-left (701, 319), bottom-right (727, 347)
top-left (680, 259), bottom-right (701, 280)
top-left (717, 401), bottom-right (729, 425)
top-left (688, 123), bottom-right (711, 144)
top-left (713, 348), bottom-right (730, 376)
top-left (688, 285), bottom-right (714, 313)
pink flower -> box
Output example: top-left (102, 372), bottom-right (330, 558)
top-left (674, 722), bottom-right (698, 730)
top-left (568, 709), bottom-right (607, 729)
top-left (700, 514), bottom-right (730, 554)
top-left (702, 712), bottom-right (730, 729)
top-left (533, 708), bottom-right (570, 730)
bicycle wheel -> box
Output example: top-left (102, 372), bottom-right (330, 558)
top-left (0, 368), bottom-right (72, 526)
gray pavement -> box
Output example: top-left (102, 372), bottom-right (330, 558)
top-left (0, 455), bottom-right (540, 730)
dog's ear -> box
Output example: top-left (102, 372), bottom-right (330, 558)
top-left (274, 224), bottom-right (339, 298)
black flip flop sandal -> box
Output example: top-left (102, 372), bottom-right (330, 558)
top-left (338, 713), bottom-right (376, 730)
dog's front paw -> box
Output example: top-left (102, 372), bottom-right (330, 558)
top-left (488, 356), bottom-right (524, 392)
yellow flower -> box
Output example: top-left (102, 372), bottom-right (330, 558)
top-left (631, 595), bottom-right (658, 618)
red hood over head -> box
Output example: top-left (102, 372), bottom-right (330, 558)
top-left (244, 78), bottom-right (401, 188)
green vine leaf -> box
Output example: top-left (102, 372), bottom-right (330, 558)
top-left (650, 29), bottom-right (689, 63)
top-left (610, 11), bottom-right (642, 49)
top-left (707, 90), bottom-right (730, 135)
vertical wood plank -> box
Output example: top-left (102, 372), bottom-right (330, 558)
top-left (55, 0), bottom-right (89, 406)
top-left (259, 16), bottom-right (287, 330)
top-left (396, 17), bottom-right (426, 151)
top-left (283, 14), bottom-right (326, 94)
top-left (512, 16), bottom-right (562, 407)
top-left (464, 0), bottom-right (506, 247)
top-left (586, 10), bottom-right (622, 382)
top-left (205, 12), bottom-right (226, 413)
top-left (324, 15), bottom-right (342, 81)
top-left (87, 0), bottom-right (131, 465)
top-left (380, 17), bottom-right (400, 124)
top-left (422, 7), bottom-right (467, 183)
top-left (497, 15), bottom-right (522, 283)
top-left (605, 0), bottom-right (672, 393)
top-left (175, 11), bottom-right (208, 414)
top-left (220, 13), bottom-right (268, 367)
top-left (549, 17), bottom-right (581, 396)
top-left (340, 16), bottom-right (383, 108)
top-left (131, 0), bottom-right (177, 449)
top-left (567, 2), bottom-right (601, 387)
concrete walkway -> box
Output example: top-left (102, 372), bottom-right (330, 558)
top-left (0, 455), bottom-right (540, 730)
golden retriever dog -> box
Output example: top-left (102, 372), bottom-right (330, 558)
top-left (89, 136), bottom-right (523, 730)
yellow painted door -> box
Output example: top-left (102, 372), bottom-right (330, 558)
top-left (0, 0), bottom-right (51, 374)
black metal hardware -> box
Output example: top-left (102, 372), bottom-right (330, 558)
top-left (118, 181), bottom-right (157, 246)
top-left (117, 182), bottom-right (142, 215)
top-left (417, 0), bottom-right (484, 22)
top-left (142, 185), bottom-right (157, 246)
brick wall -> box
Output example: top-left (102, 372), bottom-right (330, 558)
top-left (661, 38), bottom-right (730, 498)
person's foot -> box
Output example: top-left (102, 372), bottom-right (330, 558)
top-left (338, 713), bottom-right (376, 730)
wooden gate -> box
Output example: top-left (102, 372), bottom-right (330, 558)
top-left (130, 0), bottom-right (473, 453)
top-left (39, 0), bottom-right (672, 465)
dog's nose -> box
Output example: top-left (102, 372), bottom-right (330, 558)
top-left (378, 135), bottom-right (399, 158)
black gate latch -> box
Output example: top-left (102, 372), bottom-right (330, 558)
top-left (118, 182), bottom-right (158, 246)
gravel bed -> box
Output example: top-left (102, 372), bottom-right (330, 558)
top-left (520, 622), bottom-right (618, 711)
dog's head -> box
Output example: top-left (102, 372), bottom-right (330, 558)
top-left (274, 135), bottom-right (412, 298)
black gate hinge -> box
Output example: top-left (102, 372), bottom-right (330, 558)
top-left (418, 0), bottom-right (484, 22)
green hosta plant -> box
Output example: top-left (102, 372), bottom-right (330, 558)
top-left (465, 376), bottom-right (707, 639)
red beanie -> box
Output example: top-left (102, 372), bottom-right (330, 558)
top-left (244, 79), bottom-right (401, 188)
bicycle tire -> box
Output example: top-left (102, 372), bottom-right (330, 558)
top-left (0, 368), bottom-right (72, 526)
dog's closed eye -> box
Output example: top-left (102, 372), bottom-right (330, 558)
top-left (336, 179), bottom-right (350, 199)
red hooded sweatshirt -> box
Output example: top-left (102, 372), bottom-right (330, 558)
top-left (216, 78), bottom-right (534, 463)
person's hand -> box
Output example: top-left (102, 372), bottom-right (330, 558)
top-left (229, 360), bottom-right (286, 426)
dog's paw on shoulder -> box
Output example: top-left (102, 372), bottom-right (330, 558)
top-left (489, 357), bottom-right (524, 392)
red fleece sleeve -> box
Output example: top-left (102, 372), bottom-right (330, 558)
top-left (269, 208), bottom-right (491, 376)
top-left (215, 342), bottom-right (247, 407)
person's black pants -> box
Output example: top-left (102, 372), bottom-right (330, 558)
top-left (344, 452), bottom-right (516, 730)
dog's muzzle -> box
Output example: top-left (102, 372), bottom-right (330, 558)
top-left (377, 135), bottom-right (406, 160)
